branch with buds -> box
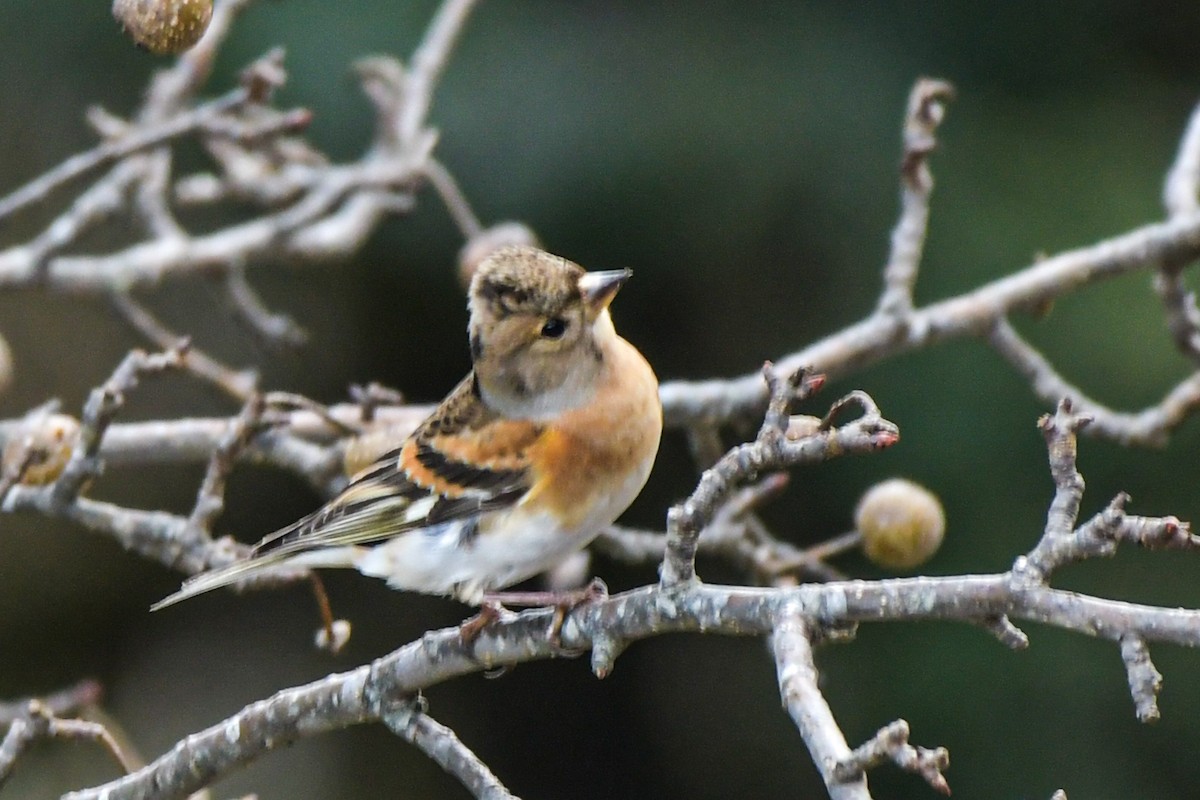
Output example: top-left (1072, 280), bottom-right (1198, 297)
top-left (1, 2), bottom-right (1200, 798)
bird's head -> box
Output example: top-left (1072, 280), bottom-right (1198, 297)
top-left (467, 245), bottom-right (630, 420)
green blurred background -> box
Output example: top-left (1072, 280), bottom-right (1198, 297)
top-left (2, 1), bottom-right (1200, 797)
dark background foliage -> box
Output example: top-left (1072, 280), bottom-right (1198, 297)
top-left (2, 1), bottom-right (1200, 797)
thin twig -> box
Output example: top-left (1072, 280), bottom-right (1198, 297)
top-left (423, 158), bottom-right (483, 238)
top-left (989, 318), bottom-right (1200, 447)
top-left (1118, 635), bottom-right (1163, 723)
top-left (381, 699), bottom-right (520, 800)
top-left (109, 292), bottom-right (259, 401)
top-left (877, 78), bottom-right (954, 317)
top-left (396, 0), bottom-right (483, 146)
top-left (0, 91), bottom-right (243, 223)
top-left (1155, 99), bottom-right (1200, 364)
top-left (771, 608), bottom-right (868, 799)
top-left (0, 701), bottom-right (136, 791)
top-left (658, 206), bottom-right (1200, 432)
top-left (661, 367), bottom-right (897, 588)
top-left (0, 680), bottom-right (103, 727)
top-left (51, 346), bottom-right (186, 503)
top-left (1163, 101), bottom-right (1200, 218)
top-left (188, 394), bottom-right (267, 533)
top-left (831, 720), bottom-right (950, 796)
top-left (221, 266), bottom-right (308, 349)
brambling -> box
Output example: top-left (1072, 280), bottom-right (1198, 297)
top-left (153, 245), bottom-right (662, 612)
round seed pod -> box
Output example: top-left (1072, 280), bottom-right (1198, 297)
top-left (457, 222), bottom-right (540, 289)
top-left (855, 478), bottom-right (946, 570)
top-left (3, 414), bottom-right (81, 485)
top-left (112, 0), bottom-right (214, 56)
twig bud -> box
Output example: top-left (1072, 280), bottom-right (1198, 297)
top-left (112, 0), bottom-right (214, 56)
top-left (855, 478), bottom-right (946, 569)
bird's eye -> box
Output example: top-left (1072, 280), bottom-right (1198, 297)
top-left (540, 318), bottom-right (568, 339)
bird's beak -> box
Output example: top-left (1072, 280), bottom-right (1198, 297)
top-left (578, 269), bottom-right (631, 311)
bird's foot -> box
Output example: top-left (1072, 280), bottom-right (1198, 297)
top-left (483, 577), bottom-right (608, 655)
top-left (458, 599), bottom-right (511, 645)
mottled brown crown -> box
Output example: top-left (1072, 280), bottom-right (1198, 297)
top-left (469, 246), bottom-right (584, 319)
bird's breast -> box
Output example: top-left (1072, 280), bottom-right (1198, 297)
top-left (524, 336), bottom-right (662, 531)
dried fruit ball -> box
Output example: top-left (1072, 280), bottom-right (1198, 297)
top-left (855, 478), bottom-right (946, 570)
top-left (3, 414), bottom-right (81, 485)
top-left (112, 0), bottom-right (214, 56)
top-left (457, 222), bottom-right (540, 289)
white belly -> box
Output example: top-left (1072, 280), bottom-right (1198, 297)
top-left (354, 509), bottom-right (591, 605)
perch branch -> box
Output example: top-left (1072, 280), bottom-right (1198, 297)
top-left (63, 565), bottom-right (1200, 800)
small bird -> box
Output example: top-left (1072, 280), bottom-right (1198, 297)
top-left (153, 245), bottom-right (662, 612)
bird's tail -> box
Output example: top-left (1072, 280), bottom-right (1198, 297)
top-left (150, 553), bottom-right (286, 612)
top-left (150, 547), bottom-right (360, 612)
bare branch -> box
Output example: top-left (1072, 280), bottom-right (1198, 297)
top-left (0, 89), bottom-right (245, 223)
top-left (397, 0), bottom-right (483, 146)
top-left (382, 699), bottom-right (520, 800)
top-left (1155, 100), bottom-right (1200, 364)
top-left (59, 566), bottom-right (1200, 800)
top-left (878, 78), bottom-right (954, 317)
top-left (1119, 635), bottom-right (1163, 723)
top-left (52, 346), bottom-right (186, 503)
top-left (596, 473), bottom-right (849, 585)
top-left (424, 158), bottom-right (483, 239)
top-left (989, 318), bottom-right (1200, 447)
top-left (977, 615), bottom-right (1030, 650)
top-left (109, 291), bottom-right (259, 401)
top-left (16, 160), bottom-right (142, 284)
top-left (772, 608), bottom-right (869, 799)
top-left (832, 720), bottom-right (950, 797)
top-left (1040, 399), bottom-right (1088, 539)
top-left (0, 699), bottom-right (136, 791)
top-left (188, 394), bottom-right (267, 533)
top-left (1020, 428), bottom-right (1198, 581)
top-left (0, 680), bottom-right (103, 727)
top-left (1164, 101), bottom-right (1200, 219)
top-left (221, 266), bottom-right (308, 349)
top-left (661, 369), bottom-right (897, 587)
top-left (0, 403), bottom-right (428, 472)
top-left (659, 207), bottom-right (1200, 431)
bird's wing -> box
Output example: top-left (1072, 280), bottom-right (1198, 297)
top-left (151, 374), bottom-right (542, 610)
